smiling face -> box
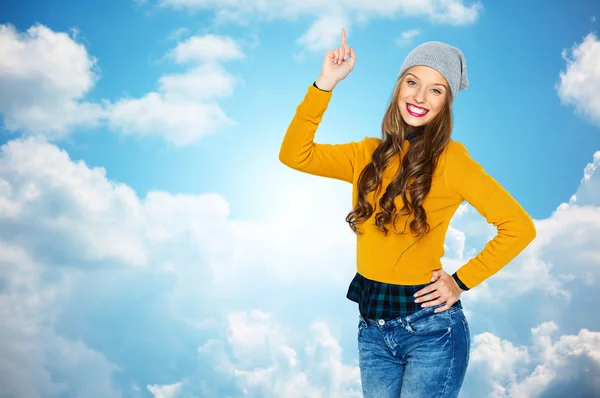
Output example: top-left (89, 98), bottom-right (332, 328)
top-left (397, 65), bottom-right (450, 128)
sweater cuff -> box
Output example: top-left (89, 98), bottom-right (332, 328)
top-left (313, 81), bottom-right (331, 92)
top-left (452, 272), bottom-right (470, 291)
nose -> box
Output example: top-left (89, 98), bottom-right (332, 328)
top-left (413, 87), bottom-right (426, 104)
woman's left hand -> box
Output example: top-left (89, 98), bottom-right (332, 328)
top-left (413, 269), bottom-right (464, 313)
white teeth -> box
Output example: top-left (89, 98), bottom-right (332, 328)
top-left (408, 104), bottom-right (427, 114)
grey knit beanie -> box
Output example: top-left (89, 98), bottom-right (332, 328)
top-left (397, 41), bottom-right (469, 100)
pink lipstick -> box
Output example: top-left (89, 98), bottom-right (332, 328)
top-left (406, 103), bottom-right (429, 117)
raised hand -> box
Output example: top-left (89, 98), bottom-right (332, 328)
top-left (316, 28), bottom-right (356, 91)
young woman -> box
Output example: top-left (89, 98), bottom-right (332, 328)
top-left (279, 28), bottom-right (536, 397)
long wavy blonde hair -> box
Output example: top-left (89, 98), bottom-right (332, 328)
top-left (345, 73), bottom-right (454, 238)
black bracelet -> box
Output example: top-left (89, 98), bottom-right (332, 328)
top-left (452, 272), bottom-right (470, 291)
top-left (313, 81), bottom-right (331, 92)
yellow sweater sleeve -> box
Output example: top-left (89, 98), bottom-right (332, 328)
top-left (279, 84), bottom-right (362, 183)
top-left (444, 141), bottom-right (537, 289)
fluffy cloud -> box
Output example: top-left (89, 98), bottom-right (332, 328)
top-left (1, 132), bottom-right (600, 396)
top-left (147, 382), bottom-right (182, 398)
top-left (557, 33), bottom-right (600, 127)
top-left (0, 136), bottom-right (149, 266)
top-left (296, 14), bottom-right (351, 54)
top-left (168, 34), bottom-right (244, 64)
top-left (0, 24), bottom-right (242, 145)
top-left (396, 29), bottom-right (420, 46)
top-left (0, 134), bottom-right (358, 395)
top-left (175, 310), bottom-right (362, 397)
top-left (467, 150), bottom-right (600, 304)
top-left (463, 321), bottom-right (600, 398)
top-left (2, 35), bottom-right (600, 393)
top-left (103, 30), bottom-right (245, 145)
top-left (0, 241), bottom-right (122, 398)
top-left (154, 0), bottom-right (482, 51)
top-left (566, 150), bottom-right (600, 207)
top-left (0, 134), bottom-right (356, 284)
top-left (442, 149), bottom-right (600, 349)
top-left (157, 0), bottom-right (482, 26)
top-left (0, 23), bottom-right (104, 138)
top-left (107, 31), bottom-right (244, 145)
top-left (105, 34), bottom-right (244, 145)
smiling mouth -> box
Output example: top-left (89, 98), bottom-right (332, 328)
top-left (406, 103), bottom-right (429, 117)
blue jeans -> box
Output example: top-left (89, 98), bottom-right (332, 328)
top-left (357, 303), bottom-right (470, 397)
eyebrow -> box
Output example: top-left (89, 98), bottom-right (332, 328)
top-left (405, 73), bottom-right (448, 89)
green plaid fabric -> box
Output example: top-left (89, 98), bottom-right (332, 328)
top-left (346, 272), bottom-right (463, 320)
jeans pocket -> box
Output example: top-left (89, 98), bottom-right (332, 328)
top-left (405, 309), bottom-right (452, 336)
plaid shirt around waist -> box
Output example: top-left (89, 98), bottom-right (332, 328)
top-left (346, 272), bottom-right (462, 320)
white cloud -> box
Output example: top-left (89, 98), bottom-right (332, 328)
top-left (0, 135), bottom-right (356, 294)
top-left (158, 0), bottom-right (482, 26)
top-left (443, 224), bottom-right (466, 260)
top-left (0, 23), bottom-right (104, 138)
top-left (0, 133), bottom-right (358, 394)
top-left (470, 332), bottom-right (530, 380)
top-left (0, 131), bottom-right (598, 396)
top-left (227, 310), bottom-right (288, 368)
top-left (486, 151), bottom-right (600, 301)
top-left (0, 241), bottom-right (122, 398)
top-left (178, 310), bottom-right (362, 397)
top-left (304, 322), bottom-right (362, 396)
top-left (296, 15), bottom-right (351, 53)
top-left (154, 0), bottom-right (482, 52)
top-left (105, 32), bottom-right (244, 145)
top-left (159, 63), bottom-right (239, 101)
top-left (438, 151), bottom-right (600, 390)
top-left (447, 148), bottom-right (600, 313)
top-left (102, 32), bottom-right (244, 145)
top-left (0, 137), bottom-right (262, 395)
top-left (2, 33), bottom-right (600, 393)
top-left (167, 27), bottom-right (191, 41)
top-left (566, 150), bottom-right (600, 207)
top-left (466, 322), bottom-right (600, 398)
top-left (0, 136), bottom-right (149, 266)
top-left (396, 29), bottom-right (420, 46)
top-left (106, 88), bottom-right (236, 146)
top-left (0, 23), bottom-right (242, 146)
top-left (147, 382), bottom-right (182, 398)
top-left (169, 34), bottom-right (244, 63)
top-left (557, 33), bottom-right (600, 127)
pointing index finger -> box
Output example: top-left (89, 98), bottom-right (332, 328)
top-left (341, 28), bottom-right (346, 46)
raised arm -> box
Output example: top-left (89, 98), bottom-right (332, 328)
top-left (279, 28), bottom-right (361, 183)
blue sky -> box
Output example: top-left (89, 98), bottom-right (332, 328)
top-left (1, 0), bottom-right (600, 397)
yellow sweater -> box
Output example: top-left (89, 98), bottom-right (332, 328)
top-left (279, 84), bottom-right (536, 289)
